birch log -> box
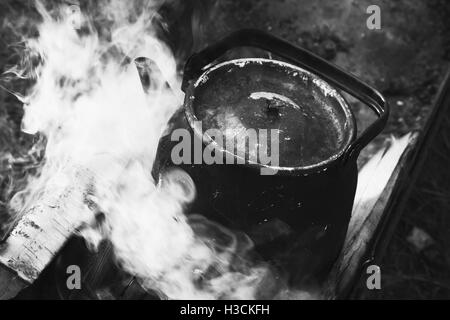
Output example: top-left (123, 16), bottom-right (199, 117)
top-left (0, 169), bottom-right (93, 299)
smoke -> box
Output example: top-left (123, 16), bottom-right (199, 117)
top-left (4, 0), bottom-right (284, 299)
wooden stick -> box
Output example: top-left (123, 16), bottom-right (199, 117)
top-left (323, 133), bottom-right (417, 298)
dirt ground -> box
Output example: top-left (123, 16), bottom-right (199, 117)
top-left (0, 0), bottom-right (449, 299)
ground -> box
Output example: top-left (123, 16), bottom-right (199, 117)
top-left (0, 0), bottom-right (449, 299)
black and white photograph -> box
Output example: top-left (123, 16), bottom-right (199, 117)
top-left (0, 0), bottom-right (449, 306)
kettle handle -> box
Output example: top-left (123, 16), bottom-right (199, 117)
top-left (183, 28), bottom-right (389, 160)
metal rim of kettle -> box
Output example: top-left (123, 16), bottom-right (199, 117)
top-left (181, 29), bottom-right (390, 175)
top-left (183, 57), bottom-right (357, 173)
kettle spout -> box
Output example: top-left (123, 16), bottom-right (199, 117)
top-left (135, 57), bottom-right (172, 94)
top-left (134, 57), bottom-right (153, 94)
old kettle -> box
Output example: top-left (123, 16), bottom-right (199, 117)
top-left (150, 29), bottom-right (389, 287)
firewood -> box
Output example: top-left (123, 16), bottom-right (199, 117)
top-left (0, 169), bottom-right (94, 299)
top-left (323, 133), bottom-right (417, 298)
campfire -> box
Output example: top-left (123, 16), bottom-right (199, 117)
top-left (0, 0), bottom-right (406, 301)
top-left (0, 0), bottom-right (289, 300)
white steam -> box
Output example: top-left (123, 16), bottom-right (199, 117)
top-left (8, 0), bottom-right (275, 299)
